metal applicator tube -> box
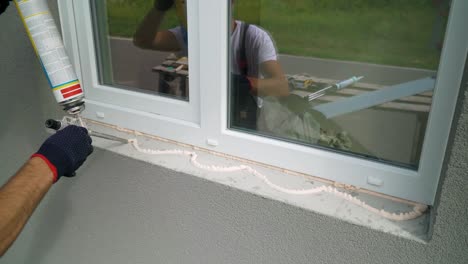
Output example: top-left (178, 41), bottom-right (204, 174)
top-left (45, 119), bottom-right (129, 144)
top-left (308, 76), bottom-right (364, 102)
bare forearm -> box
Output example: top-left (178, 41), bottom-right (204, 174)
top-left (250, 60), bottom-right (290, 97)
top-left (133, 7), bottom-right (180, 51)
top-left (0, 157), bottom-right (53, 256)
top-left (249, 77), bottom-right (289, 97)
top-left (133, 8), bottom-right (165, 49)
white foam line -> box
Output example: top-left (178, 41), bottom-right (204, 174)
top-left (128, 139), bottom-right (428, 221)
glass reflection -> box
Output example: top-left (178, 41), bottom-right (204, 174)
top-left (93, 0), bottom-right (189, 100)
top-left (229, 0), bottom-right (451, 168)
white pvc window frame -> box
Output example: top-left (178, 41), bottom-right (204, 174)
top-left (58, 0), bottom-right (468, 205)
top-left (61, 0), bottom-right (201, 124)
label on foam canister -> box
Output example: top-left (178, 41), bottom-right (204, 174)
top-left (15, 0), bottom-right (83, 103)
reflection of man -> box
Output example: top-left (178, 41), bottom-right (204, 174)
top-left (134, 0), bottom-right (289, 129)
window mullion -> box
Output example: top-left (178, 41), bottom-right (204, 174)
top-left (198, 0), bottom-right (228, 139)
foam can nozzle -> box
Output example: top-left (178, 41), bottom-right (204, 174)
top-left (45, 119), bottom-right (62, 131)
top-left (62, 99), bottom-right (85, 115)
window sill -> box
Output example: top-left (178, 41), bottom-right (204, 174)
top-left (85, 119), bottom-right (430, 243)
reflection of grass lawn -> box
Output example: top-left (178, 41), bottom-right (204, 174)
top-left (106, 0), bottom-right (179, 37)
top-left (107, 0), bottom-right (443, 69)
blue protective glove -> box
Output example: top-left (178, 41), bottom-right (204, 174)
top-left (231, 74), bottom-right (253, 92)
top-left (33, 125), bottom-right (93, 182)
top-left (154, 0), bottom-right (174, 11)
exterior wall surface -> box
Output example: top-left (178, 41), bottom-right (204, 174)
top-left (0, 2), bottom-right (467, 263)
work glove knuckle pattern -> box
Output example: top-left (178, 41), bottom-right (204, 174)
top-left (36, 125), bottom-right (93, 180)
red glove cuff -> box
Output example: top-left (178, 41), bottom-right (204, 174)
top-left (246, 77), bottom-right (253, 90)
top-left (246, 77), bottom-right (258, 95)
top-left (31, 153), bottom-right (59, 183)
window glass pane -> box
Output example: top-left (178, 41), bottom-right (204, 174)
top-left (229, 0), bottom-right (451, 169)
top-left (92, 0), bottom-right (189, 101)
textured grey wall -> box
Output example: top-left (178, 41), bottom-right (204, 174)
top-left (0, 0), bottom-right (62, 178)
top-left (1, 1), bottom-right (468, 263)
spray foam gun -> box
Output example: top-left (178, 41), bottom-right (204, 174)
top-left (45, 117), bottom-right (129, 144)
top-left (15, 0), bottom-right (127, 143)
top-left (308, 76), bottom-right (364, 102)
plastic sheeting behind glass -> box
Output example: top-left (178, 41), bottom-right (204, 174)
top-left (228, 0), bottom-right (451, 169)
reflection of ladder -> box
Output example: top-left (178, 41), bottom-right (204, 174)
top-left (313, 77), bottom-right (435, 118)
top-left (288, 76), bottom-right (435, 165)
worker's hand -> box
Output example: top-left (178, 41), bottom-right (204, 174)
top-left (0, 0), bottom-right (12, 16)
top-left (154, 0), bottom-right (174, 11)
top-left (32, 125), bottom-right (93, 183)
top-left (232, 74), bottom-right (256, 95)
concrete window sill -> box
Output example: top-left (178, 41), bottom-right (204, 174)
top-left (86, 120), bottom-right (430, 243)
